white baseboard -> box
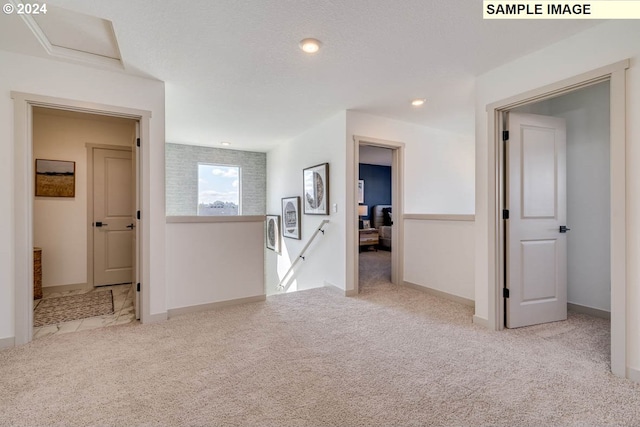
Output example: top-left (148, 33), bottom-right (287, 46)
top-left (472, 315), bottom-right (489, 328)
top-left (627, 367), bottom-right (640, 383)
top-left (403, 281), bottom-right (474, 307)
top-left (0, 336), bottom-right (15, 350)
top-left (567, 302), bottom-right (610, 320)
top-left (167, 295), bottom-right (266, 318)
top-left (143, 312), bottom-right (168, 324)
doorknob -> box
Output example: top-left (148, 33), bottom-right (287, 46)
top-left (94, 221), bottom-right (108, 227)
top-left (559, 225), bottom-right (571, 233)
top-left (126, 223), bottom-right (135, 229)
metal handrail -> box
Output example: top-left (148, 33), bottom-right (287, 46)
top-left (276, 219), bottom-right (330, 291)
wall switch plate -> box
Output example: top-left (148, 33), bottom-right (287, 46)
top-left (332, 203), bottom-right (338, 213)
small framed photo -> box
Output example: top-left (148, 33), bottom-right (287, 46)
top-left (358, 180), bottom-right (364, 204)
top-left (282, 196), bottom-right (301, 240)
top-left (303, 163), bottom-right (329, 215)
top-left (363, 220), bottom-right (371, 229)
top-left (266, 215), bottom-right (281, 253)
top-left (35, 159), bottom-right (76, 197)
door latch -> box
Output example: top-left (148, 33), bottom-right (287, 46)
top-left (126, 224), bottom-right (135, 229)
top-left (559, 225), bottom-right (571, 233)
top-left (95, 221), bottom-right (108, 227)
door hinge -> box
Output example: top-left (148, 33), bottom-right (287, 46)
top-left (503, 288), bottom-right (510, 298)
top-left (137, 283), bottom-right (140, 292)
top-left (502, 209), bottom-right (509, 220)
top-left (502, 130), bottom-right (509, 141)
top-left (137, 210), bottom-right (140, 220)
top-left (136, 138), bottom-right (140, 147)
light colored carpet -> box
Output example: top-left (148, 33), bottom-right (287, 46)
top-left (33, 290), bottom-right (114, 327)
top-left (2, 273), bottom-right (640, 426)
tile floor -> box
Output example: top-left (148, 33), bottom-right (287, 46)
top-left (33, 283), bottom-right (137, 340)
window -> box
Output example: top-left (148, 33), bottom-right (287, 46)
top-left (197, 164), bottom-right (241, 216)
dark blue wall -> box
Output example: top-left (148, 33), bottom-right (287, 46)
top-left (358, 163), bottom-right (391, 220)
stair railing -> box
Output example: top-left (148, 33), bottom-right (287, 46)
top-left (276, 219), bottom-right (330, 291)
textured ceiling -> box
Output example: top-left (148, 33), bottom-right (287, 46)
top-left (0, 1), bottom-right (603, 151)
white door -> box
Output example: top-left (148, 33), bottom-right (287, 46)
top-left (506, 113), bottom-right (568, 328)
top-left (93, 148), bottom-right (134, 286)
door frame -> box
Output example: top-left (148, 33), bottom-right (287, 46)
top-left (348, 135), bottom-right (405, 294)
top-left (86, 144), bottom-right (135, 288)
top-left (485, 59), bottom-right (629, 377)
top-left (12, 92), bottom-right (150, 345)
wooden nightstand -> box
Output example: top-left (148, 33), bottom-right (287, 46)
top-left (359, 228), bottom-right (379, 251)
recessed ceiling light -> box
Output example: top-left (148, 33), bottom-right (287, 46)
top-left (411, 99), bottom-right (426, 107)
top-left (221, 142), bottom-right (231, 146)
top-left (299, 38), bottom-right (322, 54)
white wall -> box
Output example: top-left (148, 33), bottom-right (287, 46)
top-left (33, 109), bottom-right (135, 287)
top-left (553, 83), bottom-right (611, 312)
top-left (0, 50), bottom-right (166, 341)
top-left (346, 111), bottom-right (475, 298)
top-left (404, 219), bottom-right (475, 300)
top-left (165, 221), bottom-right (265, 309)
top-left (348, 111), bottom-right (475, 215)
top-left (266, 112), bottom-right (347, 295)
top-left (475, 21), bottom-right (640, 369)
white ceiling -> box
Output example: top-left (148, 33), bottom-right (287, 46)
top-left (0, 1), bottom-right (604, 152)
top-left (360, 145), bottom-right (392, 167)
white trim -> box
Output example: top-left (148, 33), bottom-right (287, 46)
top-left (0, 336), bottom-right (15, 350)
top-left (41, 283), bottom-right (91, 293)
top-left (403, 281), bottom-right (475, 307)
top-left (145, 312), bottom-right (168, 323)
top-left (404, 214), bottom-right (475, 222)
top-left (627, 367), bottom-right (640, 383)
top-left (166, 215), bottom-right (265, 224)
top-left (484, 59), bottom-right (629, 378)
top-left (11, 91), bottom-right (152, 345)
top-left (567, 303), bottom-right (611, 320)
top-left (472, 316), bottom-right (489, 328)
top-left (349, 136), bottom-right (405, 294)
top-left (167, 295), bottom-right (266, 318)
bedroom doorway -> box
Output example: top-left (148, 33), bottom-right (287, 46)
top-left (358, 145), bottom-right (393, 292)
top-left (351, 135), bottom-right (405, 295)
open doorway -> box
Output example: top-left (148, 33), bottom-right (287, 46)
top-left (351, 135), bottom-right (404, 294)
top-left (358, 145), bottom-right (393, 292)
top-left (505, 82), bottom-right (611, 329)
top-left (358, 145), bottom-right (394, 292)
top-left (31, 107), bottom-right (139, 339)
top-left (486, 60), bottom-right (628, 377)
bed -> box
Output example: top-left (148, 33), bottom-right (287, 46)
top-left (371, 205), bottom-right (392, 251)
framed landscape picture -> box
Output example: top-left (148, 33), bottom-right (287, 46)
top-left (266, 215), bottom-right (281, 253)
top-left (281, 196), bottom-right (301, 239)
top-left (358, 180), bottom-right (364, 203)
top-left (303, 163), bottom-right (329, 215)
top-left (35, 159), bottom-right (75, 197)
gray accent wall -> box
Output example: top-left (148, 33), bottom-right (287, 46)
top-left (166, 143), bottom-right (266, 216)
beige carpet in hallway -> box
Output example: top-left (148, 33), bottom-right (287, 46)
top-left (1, 275), bottom-right (639, 426)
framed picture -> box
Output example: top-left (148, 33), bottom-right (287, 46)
top-left (281, 196), bottom-right (301, 239)
top-left (303, 163), bottom-right (329, 215)
top-left (266, 215), bottom-right (281, 252)
top-left (35, 159), bottom-right (76, 197)
top-left (363, 220), bottom-right (371, 229)
top-left (358, 180), bottom-right (364, 203)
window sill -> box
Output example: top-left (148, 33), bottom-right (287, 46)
top-left (166, 215), bottom-right (266, 224)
